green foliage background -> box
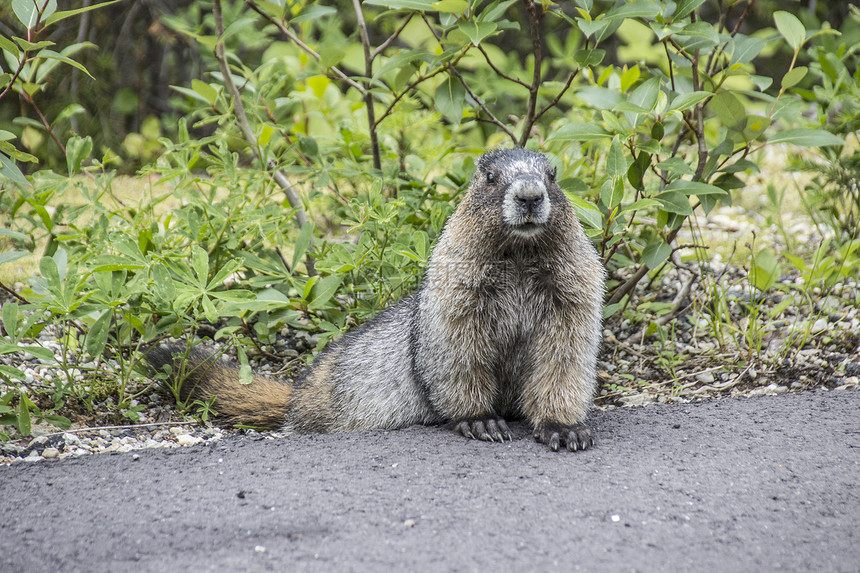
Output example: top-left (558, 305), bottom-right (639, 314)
top-left (0, 0), bottom-right (858, 436)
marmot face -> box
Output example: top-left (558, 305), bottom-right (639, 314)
top-left (474, 149), bottom-right (559, 239)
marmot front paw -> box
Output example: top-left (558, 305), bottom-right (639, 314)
top-left (534, 423), bottom-right (593, 452)
top-left (454, 418), bottom-right (513, 442)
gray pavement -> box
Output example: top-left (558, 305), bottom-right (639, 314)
top-left (1, 389), bottom-right (858, 572)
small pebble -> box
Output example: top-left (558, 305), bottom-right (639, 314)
top-left (42, 448), bottom-right (60, 459)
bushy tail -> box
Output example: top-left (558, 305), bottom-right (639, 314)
top-left (145, 345), bottom-right (292, 429)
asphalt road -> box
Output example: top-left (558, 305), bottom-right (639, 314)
top-left (1, 389), bottom-right (858, 573)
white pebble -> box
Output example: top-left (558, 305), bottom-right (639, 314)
top-left (177, 434), bottom-right (202, 446)
top-left (696, 372), bottom-right (715, 384)
top-left (41, 448), bottom-right (60, 459)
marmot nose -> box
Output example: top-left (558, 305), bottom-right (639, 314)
top-left (513, 181), bottom-right (545, 213)
top-left (516, 193), bottom-right (543, 212)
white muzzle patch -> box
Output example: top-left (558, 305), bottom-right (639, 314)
top-left (502, 178), bottom-right (551, 236)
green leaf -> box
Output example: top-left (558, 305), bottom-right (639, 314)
top-left (292, 221), bottom-right (315, 272)
top-left (207, 259), bottom-right (243, 290)
top-left (600, 178), bottom-right (625, 210)
top-left (65, 135), bottom-right (92, 176)
top-left (606, 136), bottom-right (628, 178)
top-left (191, 79), bottom-right (218, 105)
top-left (567, 195), bottom-right (603, 230)
top-left (434, 77), bottom-right (465, 125)
top-left (729, 35), bottom-right (767, 66)
top-left (625, 77), bottom-right (661, 127)
top-left (767, 129), bottom-right (844, 147)
top-left (364, 0), bottom-right (435, 10)
top-left (2, 303), bottom-right (18, 339)
top-left (655, 191), bottom-right (692, 215)
top-left (547, 123), bottom-right (611, 142)
top-left (433, 0), bottom-right (468, 13)
top-left (664, 180), bottom-right (728, 196)
top-left (201, 294), bottom-right (218, 322)
top-left (308, 275), bottom-right (343, 310)
top-left (781, 66), bottom-right (807, 89)
top-left (573, 48), bottom-right (605, 68)
top-left (774, 11), bottom-right (806, 51)
top-left (413, 230), bottom-right (429, 259)
top-left (457, 20), bottom-right (497, 45)
top-left (642, 241), bottom-right (672, 269)
top-left (191, 246), bottom-right (209, 286)
top-left (0, 151), bottom-right (30, 188)
top-left (577, 86), bottom-right (622, 110)
top-left (672, 0), bottom-right (707, 19)
top-left (38, 49), bottom-right (93, 80)
top-left (710, 91), bottom-right (746, 130)
top-left (750, 249), bottom-right (781, 292)
top-left (84, 310), bottom-right (111, 358)
top-left (17, 394), bottom-right (31, 435)
top-left (667, 91), bottom-right (711, 114)
top-left (43, 0), bottom-right (122, 27)
top-left (291, 5), bottom-right (337, 23)
top-left (0, 36), bottom-right (20, 59)
top-left (42, 414), bottom-right (71, 430)
top-left (674, 21), bottom-right (718, 51)
top-left (481, 0), bottom-right (517, 22)
top-left (10, 38), bottom-right (54, 51)
top-left (13, 0), bottom-right (56, 29)
top-left (605, 0), bottom-right (661, 21)
top-left (622, 198), bottom-right (662, 212)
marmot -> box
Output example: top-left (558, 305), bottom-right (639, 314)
top-left (148, 148), bottom-right (606, 451)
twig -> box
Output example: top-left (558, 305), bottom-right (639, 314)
top-left (518, 0), bottom-right (543, 147)
top-left (448, 66), bottom-right (517, 144)
top-left (630, 271), bottom-right (696, 342)
top-left (0, 281), bottom-right (29, 304)
top-left (371, 14), bottom-right (414, 59)
top-left (533, 69), bottom-right (579, 125)
top-left (212, 0), bottom-right (315, 275)
top-left (244, 0), bottom-right (365, 94)
top-left (352, 0), bottom-right (381, 170)
top-left (39, 420), bottom-right (198, 439)
top-left (476, 44), bottom-right (530, 89)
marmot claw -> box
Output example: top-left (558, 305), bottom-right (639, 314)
top-left (454, 418), bottom-right (513, 442)
top-left (533, 423), bottom-right (593, 452)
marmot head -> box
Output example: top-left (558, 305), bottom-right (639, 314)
top-left (470, 148), bottom-right (562, 239)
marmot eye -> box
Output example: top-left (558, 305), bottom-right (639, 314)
top-left (548, 167), bottom-right (557, 182)
top-left (487, 172), bottom-right (495, 183)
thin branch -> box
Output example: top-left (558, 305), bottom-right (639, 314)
top-left (476, 44), bottom-right (531, 89)
top-left (456, 77), bottom-right (517, 143)
top-left (371, 50), bottom-right (469, 131)
top-left (0, 55), bottom-right (26, 102)
top-left (244, 0), bottom-right (365, 94)
top-left (690, 40), bottom-right (708, 183)
top-left (518, 0), bottom-right (543, 147)
top-left (23, 93), bottom-right (65, 154)
top-left (213, 0), bottom-right (315, 275)
top-left (0, 281), bottom-right (30, 304)
top-left (371, 14), bottom-right (414, 60)
top-left (606, 226), bottom-right (682, 305)
top-left (629, 270), bottom-right (696, 342)
top-left (533, 69), bottom-right (579, 124)
top-left (352, 0), bottom-right (381, 170)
